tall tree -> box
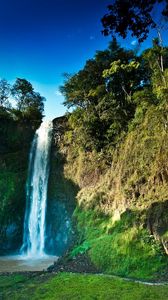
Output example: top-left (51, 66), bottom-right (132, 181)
top-left (12, 78), bottom-right (45, 121)
top-left (12, 78), bottom-right (34, 111)
top-left (61, 40), bottom-right (141, 151)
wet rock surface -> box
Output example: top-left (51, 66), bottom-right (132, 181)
top-left (47, 253), bottom-right (99, 274)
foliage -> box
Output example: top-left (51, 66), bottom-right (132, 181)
top-left (142, 41), bottom-right (168, 102)
top-left (60, 38), bottom-right (168, 156)
top-left (62, 94), bottom-right (168, 279)
top-left (103, 59), bottom-right (140, 100)
top-left (101, 1), bottom-right (168, 42)
top-left (59, 32), bottom-right (168, 280)
top-left (0, 77), bottom-right (45, 123)
top-left (0, 79), bottom-right (11, 108)
top-left (61, 39), bottom-right (168, 157)
top-left (70, 241), bottom-right (90, 257)
top-left (11, 78), bottom-right (34, 110)
top-left (11, 78), bottom-right (45, 122)
top-left (61, 40), bottom-right (138, 152)
top-left (73, 208), bottom-right (167, 279)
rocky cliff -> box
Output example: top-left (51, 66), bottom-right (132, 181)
top-left (55, 104), bottom-right (168, 279)
top-left (45, 116), bottom-right (78, 255)
top-left (0, 118), bottom-right (35, 254)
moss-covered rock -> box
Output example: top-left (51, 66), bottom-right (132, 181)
top-left (0, 118), bottom-right (35, 254)
top-left (58, 103), bottom-right (168, 278)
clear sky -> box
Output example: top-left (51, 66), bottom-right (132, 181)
top-left (0, 0), bottom-right (167, 120)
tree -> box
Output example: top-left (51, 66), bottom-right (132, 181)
top-left (61, 38), bottom-right (136, 110)
top-left (103, 59), bottom-right (140, 101)
top-left (61, 40), bottom-right (141, 152)
top-left (60, 58), bottom-right (106, 110)
top-left (102, 0), bottom-right (168, 42)
top-left (23, 92), bottom-right (45, 121)
top-left (12, 78), bottom-right (34, 111)
top-left (0, 79), bottom-right (11, 108)
top-left (12, 78), bottom-right (45, 121)
top-left (142, 42), bottom-right (168, 101)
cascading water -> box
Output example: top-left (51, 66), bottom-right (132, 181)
top-left (21, 121), bottom-right (53, 257)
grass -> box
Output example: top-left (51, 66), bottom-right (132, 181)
top-left (1, 272), bottom-right (168, 300)
top-left (72, 208), bottom-right (167, 279)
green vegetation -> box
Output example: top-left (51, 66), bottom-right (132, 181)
top-left (72, 208), bottom-right (167, 279)
top-left (1, 272), bottom-right (168, 300)
top-left (101, 1), bottom-right (167, 42)
top-left (0, 77), bottom-right (45, 124)
top-left (0, 118), bottom-right (35, 253)
top-left (61, 37), bottom-right (168, 156)
top-left (60, 38), bottom-right (138, 152)
top-left (60, 97), bottom-right (168, 279)
top-left (1, 3), bottom-right (168, 298)
top-left (0, 77), bottom-right (46, 253)
top-left (58, 20), bottom-right (168, 279)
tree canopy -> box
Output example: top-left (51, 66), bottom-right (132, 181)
top-left (0, 79), bottom-right (11, 108)
top-left (0, 78), bottom-right (45, 124)
top-left (60, 38), bottom-right (168, 156)
top-left (102, 0), bottom-right (168, 42)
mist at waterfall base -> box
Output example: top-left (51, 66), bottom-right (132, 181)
top-left (0, 121), bottom-right (73, 272)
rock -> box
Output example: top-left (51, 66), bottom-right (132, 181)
top-left (47, 253), bottom-right (99, 274)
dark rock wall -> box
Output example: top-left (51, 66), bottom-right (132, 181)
top-left (46, 116), bottom-right (78, 256)
top-left (0, 118), bottom-right (35, 254)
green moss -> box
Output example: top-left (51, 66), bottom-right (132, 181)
top-left (1, 272), bottom-right (168, 300)
top-left (73, 208), bottom-right (167, 279)
top-left (0, 119), bottom-right (35, 253)
top-left (162, 231), bottom-right (168, 239)
top-left (70, 241), bottom-right (91, 257)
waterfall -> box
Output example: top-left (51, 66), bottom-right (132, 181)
top-left (21, 121), bottom-right (53, 257)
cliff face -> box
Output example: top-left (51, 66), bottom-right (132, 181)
top-left (0, 116), bottom-right (77, 256)
top-left (56, 104), bottom-right (168, 279)
top-left (1, 104), bottom-right (168, 277)
top-left (46, 116), bottom-right (78, 256)
top-left (0, 118), bottom-right (35, 254)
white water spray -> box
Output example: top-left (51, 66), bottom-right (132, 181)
top-left (21, 121), bottom-right (53, 257)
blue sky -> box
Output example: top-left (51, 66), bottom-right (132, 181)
top-left (0, 0), bottom-right (167, 119)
